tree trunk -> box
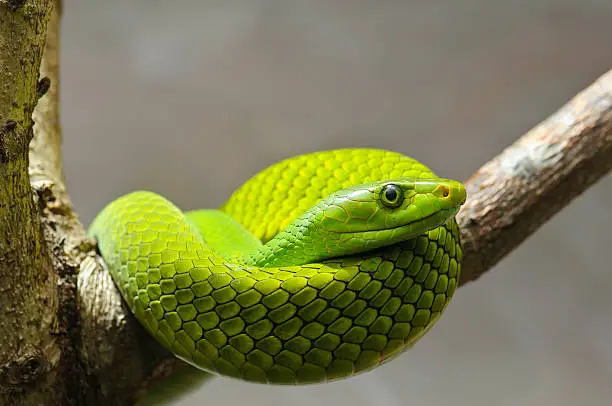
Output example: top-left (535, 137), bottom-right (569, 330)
top-left (0, 2), bottom-right (610, 405)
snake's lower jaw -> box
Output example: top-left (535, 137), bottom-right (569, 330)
top-left (381, 208), bottom-right (461, 244)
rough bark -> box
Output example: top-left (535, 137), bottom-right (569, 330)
top-left (0, 1), bottom-right (62, 405)
top-left (0, 1), bottom-right (610, 405)
top-left (457, 70), bottom-right (612, 284)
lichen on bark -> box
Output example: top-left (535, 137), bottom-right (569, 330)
top-left (0, 1), bottom-right (62, 405)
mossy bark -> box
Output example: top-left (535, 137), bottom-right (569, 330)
top-left (0, 1), bottom-right (62, 405)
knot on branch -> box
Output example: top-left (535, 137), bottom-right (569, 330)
top-left (36, 77), bottom-right (51, 100)
top-left (0, 352), bottom-right (50, 395)
top-left (4, 0), bottom-right (27, 12)
top-left (33, 179), bottom-right (72, 217)
top-left (0, 120), bottom-right (18, 164)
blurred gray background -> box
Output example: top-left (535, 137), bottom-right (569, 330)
top-left (61, 1), bottom-right (612, 405)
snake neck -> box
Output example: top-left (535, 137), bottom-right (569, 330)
top-left (239, 212), bottom-right (318, 267)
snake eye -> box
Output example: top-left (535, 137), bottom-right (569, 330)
top-left (380, 184), bottom-right (404, 208)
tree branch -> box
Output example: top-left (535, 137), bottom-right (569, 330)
top-left (0, 1), bottom-right (60, 404)
top-left (29, 0), bottom-right (63, 191)
top-left (457, 69), bottom-right (612, 285)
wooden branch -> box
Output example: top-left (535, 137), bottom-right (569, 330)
top-left (457, 69), bottom-right (612, 285)
top-left (30, 0), bottom-right (63, 191)
top-left (0, 1), bottom-right (60, 405)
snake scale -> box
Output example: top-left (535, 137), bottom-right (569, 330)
top-left (89, 148), bottom-right (467, 384)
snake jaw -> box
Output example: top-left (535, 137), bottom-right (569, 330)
top-left (339, 206), bottom-right (460, 237)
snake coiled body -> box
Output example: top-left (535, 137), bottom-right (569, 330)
top-left (90, 149), bottom-right (466, 384)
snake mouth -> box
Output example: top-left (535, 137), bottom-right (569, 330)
top-left (319, 208), bottom-right (458, 263)
top-left (329, 207), bottom-right (457, 237)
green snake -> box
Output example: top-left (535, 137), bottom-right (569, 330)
top-left (89, 148), bottom-right (466, 384)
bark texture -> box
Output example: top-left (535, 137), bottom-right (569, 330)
top-left (457, 70), bottom-right (612, 284)
top-left (0, 1), bottom-right (610, 405)
top-left (0, 1), bottom-right (62, 405)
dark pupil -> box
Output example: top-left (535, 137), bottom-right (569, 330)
top-left (385, 187), bottom-right (398, 202)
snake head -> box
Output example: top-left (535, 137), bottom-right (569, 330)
top-left (249, 177), bottom-right (466, 267)
top-left (308, 177), bottom-right (467, 258)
